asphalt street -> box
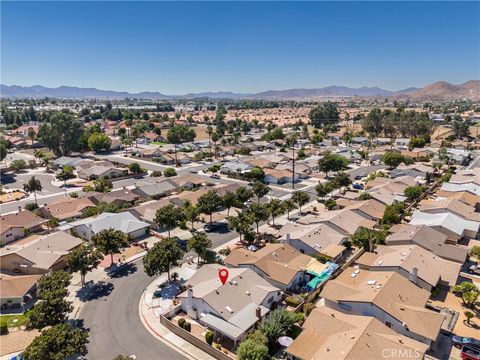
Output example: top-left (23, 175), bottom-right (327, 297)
top-left (79, 261), bottom-right (187, 360)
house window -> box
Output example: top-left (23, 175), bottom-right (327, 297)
top-left (386, 321), bottom-right (392, 328)
top-left (267, 296), bottom-right (274, 304)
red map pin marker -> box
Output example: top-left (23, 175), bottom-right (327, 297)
top-left (218, 268), bottom-right (229, 285)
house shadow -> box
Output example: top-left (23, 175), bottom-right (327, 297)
top-left (107, 263), bottom-right (137, 278)
top-left (76, 281), bottom-right (114, 302)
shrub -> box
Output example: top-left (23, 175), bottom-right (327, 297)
top-left (70, 192), bottom-right (79, 198)
top-left (205, 331), bottom-right (214, 345)
top-left (151, 170), bottom-right (162, 177)
top-left (295, 312), bottom-right (306, 326)
top-left (470, 245), bottom-right (480, 259)
top-left (218, 248), bottom-right (231, 256)
top-left (0, 324), bottom-right (8, 335)
top-left (164, 168), bottom-right (177, 177)
top-left (24, 202), bottom-right (38, 211)
top-left (285, 295), bottom-right (303, 307)
top-left (303, 302), bottom-right (316, 316)
top-left (214, 343), bottom-right (222, 350)
top-left (183, 322), bottom-right (191, 332)
top-left (324, 198), bottom-right (337, 210)
top-left (177, 318), bottom-right (186, 328)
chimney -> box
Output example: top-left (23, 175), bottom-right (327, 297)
top-left (187, 286), bottom-right (193, 307)
top-left (255, 306), bottom-right (262, 319)
top-left (408, 267), bottom-right (418, 284)
top-left (18, 206), bottom-right (22, 213)
top-left (285, 233), bottom-right (291, 245)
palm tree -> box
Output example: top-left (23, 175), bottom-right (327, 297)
top-left (286, 132), bottom-right (298, 189)
top-left (23, 176), bottom-right (42, 205)
top-left (207, 125), bottom-right (213, 160)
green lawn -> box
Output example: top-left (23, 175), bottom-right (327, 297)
top-left (150, 142), bottom-right (166, 146)
top-left (0, 314), bottom-right (28, 328)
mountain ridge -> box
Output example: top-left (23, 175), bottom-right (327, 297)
top-left (1, 81), bottom-right (478, 100)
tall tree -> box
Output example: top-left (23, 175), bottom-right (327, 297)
top-left (235, 186), bottom-right (254, 207)
top-left (27, 271), bottom-right (72, 329)
top-left (167, 125), bottom-right (196, 166)
top-left (309, 101), bottom-right (339, 130)
top-left (182, 201), bottom-right (199, 232)
top-left (252, 182), bottom-right (270, 203)
top-left (92, 228), bottom-right (129, 266)
top-left (351, 228), bottom-right (386, 252)
top-left (37, 112), bottom-right (85, 156)
top-left (23, 176), bottom-right (42, 205)
top-left (68, 243), bottom-right (103, 287)
top-left (286, 132), bottom-right (298, 189)
top-left (155, 204), bottom-right (183, 237)
top-left (222, 191), bottom-right (237, 216)
top-left (27, 127), bottom-right (36, 146)
top-left (227, 211), bottom-right (255, 243)
top-left (291, 191), bottom-right (310, 214)
top-left (56, 165), bottom-right (75, 196)
top-left (318, 153), bottom-right (349, 176)
top-left (188, 232), bottom-right (212, 265)
top-left (267, 198), bottom-right (284, 226)
top-left (197, 190), bottom-right (222, 223)
top-left (283, 199), bottom-right (297, 220)
top-left (248, 203), bottom-right (269, 234)
top-left (143, 238), bottom-right (184, 281)
top-left (22, 323), bottom-right (89, 360)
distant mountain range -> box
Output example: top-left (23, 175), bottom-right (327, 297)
top-left (1, 81), bottom-right (478, 100)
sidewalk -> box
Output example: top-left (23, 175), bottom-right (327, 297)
top-left (139, 262), bottom-right (215, 360)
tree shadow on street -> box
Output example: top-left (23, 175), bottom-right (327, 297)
top-left (76, 281), bottom-right (114, 302)
top-left (107, 263), bottom-right (138, 278)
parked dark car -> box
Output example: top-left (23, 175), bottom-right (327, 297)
top-left (453, 336), bottom-right (480, 349)
top-left (204, 222), bottom-right (228, 233)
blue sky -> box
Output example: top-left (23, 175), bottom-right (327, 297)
top-left (1, 1), bottom-right (479, 94)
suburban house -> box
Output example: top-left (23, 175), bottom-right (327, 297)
top-left (52, 156), bottom-right (83, 169)
top-left (356, 244), bottom-right (461, 291)
top-left (0, 232), bottom-right (83, 274)
top-left (220, 161), bottom-right (252, 175)
top-left (286, 306), bottom-right (428, 360)
top-left (224, 244), bottom-right (326, 292)
top-left (178, 264), bottom-right (282, 345)
top-left (38, 197), bottom-right (97, 221)
top-left (130, 147), bottom-right (166, 160)
top-left (275, 162), bottom-right (312, 179)
top-left (132, 179), bottom-right (178, 199)
top-left (435, 190), bottom-right (480, 210)
top-left (59, 212), bottom-right (150, 240)
top-left (276, 222), bottom-right (347, 261)
top-left (128, 198), bottom-right (172, 224)
top-left (320, 268), bottom-right (444, 346)
top-left (77, 165), bottom-right (128, 180)
top-left (386, 224), bottom-right (468, 263)
top-left (86, 188), bottom-right (142, 207)
top-left (1, 210), bottom-right (48, 244)
top-left (391, 163), bottom-right (433, 179)
top-left (409, 210), bottom-right (479, 242)
top-left (170, 174), bottom-right (208, 190)
top-left (418, 198), bottom-right (480, 222)
top-left (345, 199), bottom-right (386, 222)
top-left (298, 209), bottom-right (376, 237)
top-left (0, 275), bottom-right (40, 311)
top-left (440, 182), bottom-right (480, 197)
top-left (263, 169), bottom-right (300, 184)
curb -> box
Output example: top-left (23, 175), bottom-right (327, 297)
top-left (139, 291), bottom-right (198, 360)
